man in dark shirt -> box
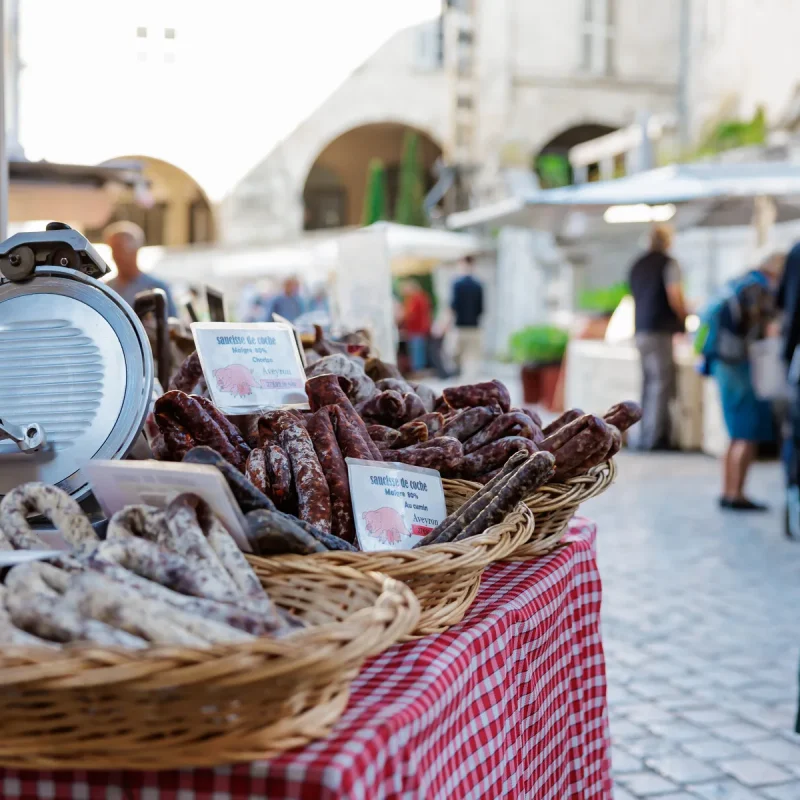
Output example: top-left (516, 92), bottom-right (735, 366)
top-left (628, 224), bottom-right (687, 450)
top-left (450, 256), bottom-right (484, 378)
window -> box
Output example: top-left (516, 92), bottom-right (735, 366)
top-left (580, 0), bottom-right (614, 75)
top-left (415, 17), bottom-right (444, 70)
top-left (136, 26), bottom-right (147, 38)
top-left (164, 27), bottom-right (176, 39)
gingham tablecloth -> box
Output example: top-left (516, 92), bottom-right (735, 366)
top-left (0, 518), bottom-right (610, 800)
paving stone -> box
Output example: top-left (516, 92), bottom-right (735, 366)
top-left (613, 785), bottom-right (638, 800)
top-left (622, 736), bottom-right (686, 759)
top-left (645, 720), bottom-right (709, 743)
top-left (612, 748), bottom-right (644, 774)
top-left (624, 705), bottom-right (677, 725)
top-left (745, 737), bottom-right (800, 766)
top-left (645, 754), bottom-right (723, 783)
top-left (762, 784), bottom-right (800, 800)
top-left (716, 723), bottom-right (772, 744)
top-left (616, 770), bottom-right (679, 796)
top-left (687, 780), bottom-right (770, 799)
top-left (610, 719), bottom-right (649, 742)
top-left (679, 707), bottom-right (739, 726)
top-left (680, 737), bottom-right (747, 761)
top-left (718, 758), bottom-right (793, 787)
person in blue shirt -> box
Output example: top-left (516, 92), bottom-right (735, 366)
top-left (267, 277), bottom-right (307, 323)
top-left (450, 256), bottom-right (484, 378)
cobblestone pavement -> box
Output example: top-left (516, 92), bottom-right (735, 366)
top-left (586, 452), bottom-right (800, 800)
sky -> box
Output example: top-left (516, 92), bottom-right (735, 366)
top-left (17, 0), bottom-right (441, 200)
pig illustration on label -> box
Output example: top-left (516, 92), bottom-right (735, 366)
top-left (362, 507), bottom-right (410, 546)
top-left (213, 364), bottom-right (269, 397)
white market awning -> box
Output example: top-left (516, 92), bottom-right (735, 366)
top-left (447, 162), bottom-right (800, 231)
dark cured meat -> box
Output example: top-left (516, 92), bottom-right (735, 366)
top-left (280, 423), bottom-right (332, 534)
top-left (453, 452), bottom-right (556, 541)
top-left (380, 437), bottom-right (462, 475)
top-left (442, 379), bottom-right (511, 413)
top-left (554, 422), bottom-right (613, 481)
top-left (192, 395), bottom-right (251, 465)
top-left (402, 392), bottom-right (427, 423)
top-left (463, 411), bottom-right (541, 454)
top-left (306, 374), bottom-right (383, 460)
top-left (417, 450), bottom-right (529, 547)
top-left (330, 405), bottom-right (378, 462)
top-left (274, 511), bottom-right (357, 552)
top-left (168, 350), bottom-right (203, 392)
top-left (245, 448), bottom-right (270, 495)
top-left (245, 510), bottom-right (327, 555)
top-left (355, 390), bottom-right (405, 426)
top-left (155, 413), bottom-right (195, 461)
top-left (265, 444), bottom-right (294, 513)
top-left (416, 412), bottom-right (445, 437)
top-left (306, 409), bottom-right (355, 543)
top-left (460, 436), bottom-right (538, 479)
top-left (182, 446), bottom-right (276, 513)
top-left (515, 407), bottom-right (543, 429)
top-left (367, 425), bottom-right (401, 447)
top-left (155, 390), bottom-right (245, 471)
top-left (541, 409), bottom-right (584, 438)
top-left (441, 406), bottom-right (499, 443)
top-left (603, 401), bottom-right (643, 432)
top-left (393, 420), bottom-right (428, 448)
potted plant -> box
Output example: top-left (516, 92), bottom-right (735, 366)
top-left (508, 325), bottom-right (569, 409)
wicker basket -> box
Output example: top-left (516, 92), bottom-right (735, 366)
top-left (443, 460), bottom-right (616, 561)
top-left (251, 505), bottom-right (533, 639)
top-left (0, 563), bottom-right (419, 770)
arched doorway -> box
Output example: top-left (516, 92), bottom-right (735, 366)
top-left (303, 123), bottom-right (443, 230)
top-left (87, 156), bottom-right (215, 246)
top-left (535, 123), bottom-right (617, 188)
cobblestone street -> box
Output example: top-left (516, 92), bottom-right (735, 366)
top-left (587, 453), bottom-right (800, 799)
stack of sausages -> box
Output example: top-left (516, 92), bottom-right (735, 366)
top-left (0, 482), bottom-right (298, 649)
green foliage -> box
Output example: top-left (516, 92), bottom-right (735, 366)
top-left (693, 106), bottom-right (768, 159)
top-left (577, 283), bottom-right (629, 314)
top-left (395, 131), bottom-right (428, 227)
top-left (361, 159), bottom-right (389, 226)
top-left (535, 153), bottom-right (572, 189)
top-left (508, 325), bottom-right (569, 365)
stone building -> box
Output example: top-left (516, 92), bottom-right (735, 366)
top-left (224, 0), bottom-right (800, 245)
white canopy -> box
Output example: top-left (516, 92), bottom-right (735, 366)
top-left (447, 162), bottom-right (800, 231)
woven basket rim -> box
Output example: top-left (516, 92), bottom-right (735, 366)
top-left (443, 459), bottom-right (617, 514)
top-left (0, 563), bottom-right (419, 690)
top-left (249, 503), bottom-right (534, 579)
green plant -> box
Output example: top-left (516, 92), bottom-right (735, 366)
top-left (508, 325), bottom-right (569, 364)
top-left (577, 283), bottom-right (629, 315)
top-left (361, 158), bottom-right (389, 226)
top-left (395, 131), bottom-right (428, 227)
top-left (535, 153), bottom-right (572, 188)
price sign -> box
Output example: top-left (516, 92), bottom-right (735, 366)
top-left (346, 457), bottom-right (447, 552)
top-left (191, 322), bottom-right (308, 414)
top-left (84, 460), bottom-right (250, 552)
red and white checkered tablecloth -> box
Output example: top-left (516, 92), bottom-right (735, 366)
top-left (0, 518), bottom-right (610, 800)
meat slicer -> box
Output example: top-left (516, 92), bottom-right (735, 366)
top-left (0, 222), bottom-right (154, 508)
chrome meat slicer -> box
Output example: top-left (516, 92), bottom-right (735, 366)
top-left (0, 222), bottom-right (154, 512)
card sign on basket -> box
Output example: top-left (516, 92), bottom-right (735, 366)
top-left (84, 460), bottom-right (250, 552)
top-left (191, 322), bottom-right (308, 414)
top-left (346, 457), bottom-right (447, 552)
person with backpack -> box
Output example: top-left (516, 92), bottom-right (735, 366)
top-left (629, 224), bottom-right (688, 450)
top-left (698, 253), bottom-right (783, 511)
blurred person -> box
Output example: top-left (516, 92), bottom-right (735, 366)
top-left (104, 221), bottom-right (177, 317)
top-left (308, 282), bottom-right (330, 314)
top-left (707, 253), bottom-right (783, 511)
top-left (628, 224), bottom-right (687, 451)
top-left (400, 279), bottom-right (432, 373)
top-left (450, 255), bottom-right (484, 378)
top-left (267, 276), bottom-right (307, 322)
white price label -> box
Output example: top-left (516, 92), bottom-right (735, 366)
top-left (346, 458), bottom-right (447, 552)
top-left (191, 322), bottom-right (308, 414)
top-left (84, 460), bottom-right (250, 552)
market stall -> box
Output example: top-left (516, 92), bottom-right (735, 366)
top-left (0, 223), bottom-right (635, 798)
top-left (0, 519), bottom-right (609, 800)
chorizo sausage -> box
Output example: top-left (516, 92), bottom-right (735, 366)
top-left (442, 379), bottom-right (511, 413)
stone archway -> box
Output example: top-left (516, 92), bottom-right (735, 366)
top-left (91, 155), bottom-right (215, 246)
top-left (302, 123), bottom-right (443, 230)
top-left (534, 123), bottom-right (617, 187)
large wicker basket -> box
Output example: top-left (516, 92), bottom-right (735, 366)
top-left (251, 505), bottom-right (533, 639)
top-left (443, 460), bottom-right (616, 561)
top-left (0, 563), bottom-right (419, 770)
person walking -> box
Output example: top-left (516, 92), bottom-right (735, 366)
top-left (628, 224), bottom-right (687, 450)
top-left (705, 253), bottom-right (782, 511)
top-left (400, 279), bottom-right (432, 373)
top-left (450, 255), bottom-right (484, 378)
top-left (104, 221), bottom-right (177, 317)
top-left (267, 277), bottom-right (307, 323)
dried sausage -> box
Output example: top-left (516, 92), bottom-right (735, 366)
top-left (192, 394), bottom-right (251, 465)
top-left (463, 411), bottom-right (542, 454)
top-left (245, 509), bottom-right (328, 555)
top-left (442, 379), bottom-right (511, 413)
top-left (356, 390), bottom-right (406, 426)
top-left (330, 404), bottom-right (378, 461)
top-left (280, 422), bottom-right (332, 534)
top-left (402, 392), bottom-right (427, 422)
top-left (305, 354), bottom-right (377, 403)
top-left (364, 357), bottom-right (403, 382)
top-left (410, 382), bottom-right (437, 412)
top-left (245, 448), bottom-right (270, 495)
top-left (604, 401), bottom-right (643, 432)
top-left (441, 406), bottom-right (499, 442)
top-left (542, 409), bottom-right (584, 438)
top-left (155, 413), bottom-right (195, 461)
top-left (367, 424), bottom-right (401, 447)
top-left (381, 436), bottom-right (463, 475)
top-left (168, 350), bottom-right (203, 393)
top-left (393, 420), bottom-right (429, 448)
top-left (416, 412), bottom-right (445, 437)
top-left (460, 436), bottom-right (537, 479)
top-left (306, 408), bottom-right (355, 543)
